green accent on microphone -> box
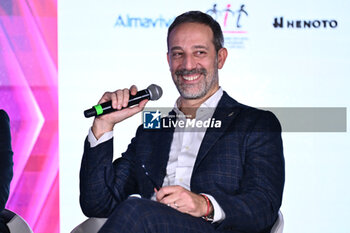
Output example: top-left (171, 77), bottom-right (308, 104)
top-left (94, 104), bottom-right (103, 115)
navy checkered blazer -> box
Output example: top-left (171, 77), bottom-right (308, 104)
top-left (80, 92), bottom-right (285, 233)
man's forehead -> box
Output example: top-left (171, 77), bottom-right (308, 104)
top-left (168, 22), bottom-right (214, 47)
top-left (169, 22), bottom-right (212, 37)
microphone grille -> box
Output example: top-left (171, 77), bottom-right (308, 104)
top-left (147, 84), bottom-right (163, 100)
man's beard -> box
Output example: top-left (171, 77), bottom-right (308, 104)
top-left (173, 66), bottom-right (218, 99)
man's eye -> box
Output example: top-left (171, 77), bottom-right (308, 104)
top-left (172, 52), bottom-right (183, 58)
top-left (195, 51), bottom-right (206, 56)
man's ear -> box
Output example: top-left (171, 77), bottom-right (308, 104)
top-left (167, 52), bottom-right (170, 66)
top-left (217, 48), bottom-right (228, 69)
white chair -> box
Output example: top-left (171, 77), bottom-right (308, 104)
top-left (71, 210), bottom-right (284, 233)
top-left (0, 209), bottom-right (33, 233)
top-left (270, 210), bottom-right (284, 233)
top-left (71, 217), bottom-right (107, 233)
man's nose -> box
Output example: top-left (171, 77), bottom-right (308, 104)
top-left (182, 54), bottom-right (197, 70)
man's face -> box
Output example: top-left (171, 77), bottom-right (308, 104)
top-left (167, 22), bottom-right (227, 100)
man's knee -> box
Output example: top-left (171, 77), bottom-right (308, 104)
top-left (116, 197), bottom-right (160, 216)
top-left (117, 197), bottom-right (173, 222)
top-left (100, 198), bottom-right (214, 233)
top-left (101, 198), bottom-right (167, 232)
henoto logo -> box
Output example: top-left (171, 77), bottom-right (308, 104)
top-left (273, 17), bottom-right (338, 29)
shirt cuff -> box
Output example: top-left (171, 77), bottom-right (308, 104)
top-left (88, 128), bottom-right (114, 148)
top-left (203, 193), bottom-right (226, 223)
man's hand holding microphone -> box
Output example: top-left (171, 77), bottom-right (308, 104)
top-left (84, 84), bottom-right (162, 139)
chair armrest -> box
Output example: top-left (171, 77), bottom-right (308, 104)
top-left (71, 218), bottom-right (108, 233)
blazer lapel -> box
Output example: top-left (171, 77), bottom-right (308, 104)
top-left (149, 111), bottom-right (176, 189)
top-left (192, 92), bottom-right (242, 173)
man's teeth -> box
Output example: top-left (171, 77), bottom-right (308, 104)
top-left (183, 75), bottom-right (199, 81)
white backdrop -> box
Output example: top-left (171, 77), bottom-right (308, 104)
top-left (59, 1), bottom-right (350, 232)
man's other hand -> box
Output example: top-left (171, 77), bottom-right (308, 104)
top-left (155, 185), bottom-right (213, 218)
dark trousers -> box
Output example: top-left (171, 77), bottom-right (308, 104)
top-left (99, 197), bottom-right (218, 233)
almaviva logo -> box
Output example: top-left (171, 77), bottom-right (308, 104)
top-left (114, 14), bottom-right (174, 28)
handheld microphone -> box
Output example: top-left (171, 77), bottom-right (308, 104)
top-left (84, 84), bottom-right (163, 118)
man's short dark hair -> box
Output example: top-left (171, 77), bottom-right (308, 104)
top-left (167, 11), bottom-right (224, 53)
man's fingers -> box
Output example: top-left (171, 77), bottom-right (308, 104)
top-left (156, 186), bottom-right (180, 201)
top-left (136, 99), bottom-right (148, 110)
top-left (156, 186), bottom-right (206, 217)
top-left (98, 91), bottom-right (112, 105)
top-left (116, 90), bottom-right (125, 110)
top-left (130, 85), bottom-right (138, 96)
top-left (122, 88), bottom-right (129, 108)
top-left (99, 86), bottom-right (141, 110)
top-left (92, 85), bottom-right (145, 139)
top-left (109, 92), bottom-right (118, 109)
top-left (159, 193), bottom-right (178, 205)
top-left (126, 105), bottom-right (144, 117)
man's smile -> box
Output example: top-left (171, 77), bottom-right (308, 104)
top-left (182, 74), bottom-right (201, 81)
top-left (175, 68), bottom-right (207, 84)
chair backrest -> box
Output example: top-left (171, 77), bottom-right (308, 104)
top-left (71, 217), bottom-right (108, 233)
top-left (1, 209), bottom-right (33, 233)
top-left (270, 210), bottom-right (284, 233)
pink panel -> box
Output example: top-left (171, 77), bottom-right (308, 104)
top-left (0, 0), bottom-right (59, 232)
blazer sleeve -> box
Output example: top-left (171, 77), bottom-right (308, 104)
top-left (79, 126), bottom-right (142, 217)
top-left (0, 110), bottom-right (14, 211)
top-left (215, 110), bottom-right (285, 232)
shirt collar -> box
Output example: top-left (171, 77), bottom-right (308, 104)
top-left (173, 87), bottom-right (223, 119)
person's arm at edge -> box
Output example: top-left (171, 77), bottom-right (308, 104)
top-left (0, 110), bottom-right (14, 211)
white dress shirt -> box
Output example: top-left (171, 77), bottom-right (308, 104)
top-left (88, 88), bottom-right (226, 223)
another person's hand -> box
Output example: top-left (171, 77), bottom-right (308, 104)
top-left (155, 185), bottom-right (213, 218)
top-left (92, 85), bottom-right (148, 139)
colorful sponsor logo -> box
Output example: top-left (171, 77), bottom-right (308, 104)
top-left (114, 3), bottom-right (249, 48)
top-left (206, 3), bottom-right (248, 33)
top-left (206, 3), bottom-right (249, 49)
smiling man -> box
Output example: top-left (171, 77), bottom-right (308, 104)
top-left (168, 22), bottom-right (223, 99)
top-left (80, 11), bottom-right (284, 233)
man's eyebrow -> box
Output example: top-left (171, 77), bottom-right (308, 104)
top-left (170, 46), bottom-right (183, 51)
top-left (170, 45), bottom-right (209, 51)
top-left (193, 45), bottom-right (209, 50)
